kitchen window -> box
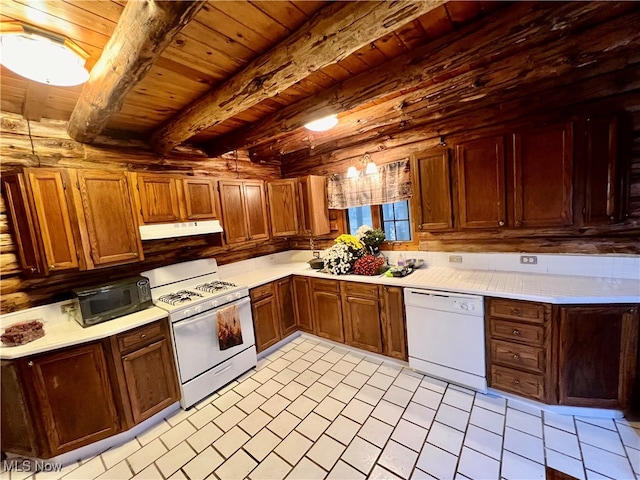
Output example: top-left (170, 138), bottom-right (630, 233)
top-left (347, 199), bottom-right (412, 241)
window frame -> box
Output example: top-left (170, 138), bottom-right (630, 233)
top-left (346, 200), bottom-right (418, 250)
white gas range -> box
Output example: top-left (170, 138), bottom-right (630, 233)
top-left (143, 259), bottom-right (256, 408)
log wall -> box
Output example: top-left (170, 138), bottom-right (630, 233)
top-left (0, 112), bottom-right (287, 313)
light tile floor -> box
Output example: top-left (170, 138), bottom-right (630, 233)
top-left (4, 335), bottom-right (640, 480)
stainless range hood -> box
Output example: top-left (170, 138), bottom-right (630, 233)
top-left (139, 220), bottom-right (223, 240)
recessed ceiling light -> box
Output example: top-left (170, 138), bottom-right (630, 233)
top-left (0, 24), bottom-right (89, 86)
top-left (304, 114), bottom-right (338, 132)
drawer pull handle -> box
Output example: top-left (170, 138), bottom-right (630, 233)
top-left (140, 334), bottom-right (147, 339)
top-left (513, 379), bottom-right (520, 385)
top-left (512, 329), bottom-right (521, 336)
top-left (28, 361), bottom-right (34, 367)
top-left (511, 308), bottom-right (520, 315)
top-left (512, 354), bottom-right (520, 360)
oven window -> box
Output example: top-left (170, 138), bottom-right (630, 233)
top-left (89, 290), bottom-right (131, 314)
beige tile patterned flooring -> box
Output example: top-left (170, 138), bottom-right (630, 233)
top-left (3, 335), bottom-right (639, 480)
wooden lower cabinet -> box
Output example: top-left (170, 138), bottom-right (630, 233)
top-left (278, 277), bottom-right (297, 336)
top-left (1, 342), bottom-right (120, 458)
top-left (109, 319), bottom-right (180, 428)
top-left (487, 298), bottom-right (640, 409)
top-left (342, 282), bottom-right (383, 354)
top-left (556, 305), bottom-right (639, 410)
top-left (250, 283), bottom-right (282, 353)
top-left (311, 278), bottom-right (344, 343)
top-left (293, 275), bottom-right (314, 333)
top-left (381, 286), bottom-right (408, 361)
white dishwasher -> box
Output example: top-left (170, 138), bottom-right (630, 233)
top-left (405, 288), bottom-right (487, 392)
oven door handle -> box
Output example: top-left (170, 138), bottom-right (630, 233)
top-left (173, 297), bottom-right (250, 328)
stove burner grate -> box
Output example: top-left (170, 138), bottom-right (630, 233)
top-left (195, 281), bottom-right (237, 293)
top-left (158, 290), bottom-right (203, 306)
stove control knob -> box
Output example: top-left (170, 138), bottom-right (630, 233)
top-left (194, 306), bottom-right (202, 314)
top-left (225, 295), bottom-right (231, 302)
top-left (235, 292), bottom-right (242, 299)
top-left (183, 309), bottom-right (191, 318)
top-left (211, 300), bottom-right (218, 308)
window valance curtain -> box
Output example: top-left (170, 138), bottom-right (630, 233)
top-left (327, 159), bottom-right (412, 209)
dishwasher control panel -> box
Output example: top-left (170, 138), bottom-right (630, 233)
top-left (404, 288), bottom-right (484, 316)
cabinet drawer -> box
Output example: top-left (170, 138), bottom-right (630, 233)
top-left (117, 321), bottom-right (165, 353)
top-left (490, 339), bottom-right (545, 373)
top-left (250, 283), bottom-right (275, 301)
top-left (490, 299), bottom-right (545, 324)
top-left (491, 365), bottom-right (545, 401)
top-left (343, 282), bottom-right (379, 299)
top-left (490, 318), bottom-right (544, 346)
top-left (311, 278), bottom-right (340, 293)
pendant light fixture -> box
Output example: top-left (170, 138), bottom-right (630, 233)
top-left (304, 114), bottom-right (338, 132)
top-left (0, 23), bottom-right (90, 87)
top-left (346, 153), bottom-right (378, 178)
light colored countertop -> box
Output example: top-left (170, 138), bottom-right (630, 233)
top-left (0, 305), bottom-right (168, 360)
top-left (227, 262), bottom-right (640, 304)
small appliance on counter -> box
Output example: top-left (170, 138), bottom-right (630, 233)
top-left (72, 276), bottom-right (153, 327)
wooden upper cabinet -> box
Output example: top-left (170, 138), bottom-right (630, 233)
top-left (456, 137), bottom-right (506, 229)
top-left (556, 305), bottom-right (638, 410)
top-left (24, 168), bottom-right (78, 271)
top-left (182, 177), bottom-right (217, 220)
top-left (219, 179), bottom-right (269, 244)
top-left (136, 174), bottom-right (181, 223)
top-left (513, 123), bottom-right (573, 228)
top-left (1, 173), bottom-right (44, 275)
top-left (267, 179), bottom-right (299, 237)
top-left (72, 170), bottom-right (143, 268)
top-left (412, 149), bottom-right (453, 231)
top-left (298, 175), bottom-right (330, 236)
top-left (583, 114), bottom-right (624, 225)
top-left (244, 180), bottom-right (269, 241)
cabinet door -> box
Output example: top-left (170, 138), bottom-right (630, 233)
top-left (122, 339), bottom-right (180, 424)
top-left (75, 170), bottom-right (143, 268)
top-left (299, 176), bottom-right (330, 236)
top-left (267, 179), bottom-right (299, 237)
top-left (584, 114), bottom-right (623, 225)
top-left (182, 177), bottom-right (217, 220)
top-left (277, 277), bottom-right (297, 337)
top-left (381, 286), bottom-right (407, 360)
top-left (25, 168), bottom-right (78, 271)
top-left (1, 173), bottom-right (44, 274)
top-left (1, 360), bottom-right (39, 457)
top-left (311, 279), bottom-right (343, 342)
top-left (412, 149), bottom-right (453, 231)
top-left (342, 292), bottom-right (383, 354)
top-left (456, 137), bottom-right (506, 229)
top-left (137, 175), bottom-right (181, 223)
top-left (25, 342), bottom-right (120, 456)
top-left (513, 123), bottom-right (573, 227)
top-left (219, 180), bottom-right (249, 244)
top-left (293, 276), bottom-right (314, 333)
top-left (252, 295), bottom-right (282, 352)
top-left (557, 305), bottom-right (639, 409)
top-left (244, 180), bottom-right (270, 241)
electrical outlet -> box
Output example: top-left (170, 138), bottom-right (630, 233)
top-left (313, 251), bottom-right (321, 258)
top-left (449, 255), bottom-right (462, 263)
top-left (520, 255), bottom-right (538, 265)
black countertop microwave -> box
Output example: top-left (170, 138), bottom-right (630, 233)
top-left (72, 276), bottom-right (153, 327)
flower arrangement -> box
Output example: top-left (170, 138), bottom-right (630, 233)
top-left (323, 242), bottom-right (356, 275)
top-left (334, 234), bottom-right (364, 251)
top-left (355, 225), bottom-right (386, 253)
top-left (353, 254), bottom-right (386, 276)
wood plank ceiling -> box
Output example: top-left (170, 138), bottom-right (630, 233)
top-left (1, 1), bottom-right (503, 160)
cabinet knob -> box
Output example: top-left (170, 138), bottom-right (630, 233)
top-left (513, 379), bottom-right (520, 385)
top-left (49, 265), bottom-right (55, 270)
top-left (498, 220), bottom-right (505, 227)
top-left (29, 267), bottom-right (36, 273)
top-left (515, 220), bottom-right (521, 227)
top-left (512, 329), bottom-right (521, 336)
top-left (512, 354), bottom-right (520, 360)
top-left (140, 334), bottom-right (147, 339)
top-left (28, 361), bottom-right (34, 367)
top-left (511, 308), bottom-right (520, 316)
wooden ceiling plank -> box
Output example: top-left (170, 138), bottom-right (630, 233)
top-left (211, 1), bottom-right (291, 44)
top-left (150, 0), bottom-right (447, 153)
top-left (179, 21), bottom-right (255, 66)
top-left (372, 32), bottom-right (408, 61)
top-left (66, 0), bottom-right (206, 143)
top-left (60, 0), bottom-right (124, 24)
top-left (204, 1), bottom-right (635, 157)
top-left (250, 1), bottom-right (310, 30)
top-left (352, 43), bottom-right (390, 68)
top-left (292, 1), bottom-right (327, 17)
top-left (417, 5), bottom-right (454, 39)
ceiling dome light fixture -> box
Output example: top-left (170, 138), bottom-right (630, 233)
top-left (304, 114), bottom-right (338, 132)
top-left (0, 23), bottom-right (89, 87)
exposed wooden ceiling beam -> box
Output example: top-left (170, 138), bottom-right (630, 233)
top-left (67, 0), bottom-right (206, 143)
top-left (22, 82), bottom-right (51, 122)
top-left (149, 0), bottom-right (448, 154)
top-left (204, 1), bottom-right (635, 158)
